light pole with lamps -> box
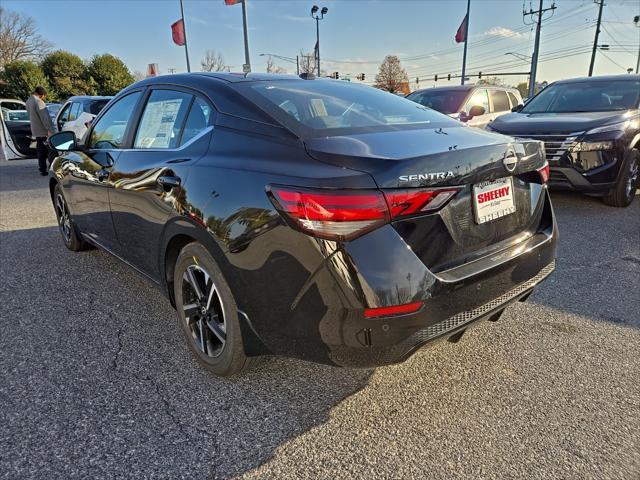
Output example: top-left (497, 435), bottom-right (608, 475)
top-left (311, 5), bottom-right (328, 75)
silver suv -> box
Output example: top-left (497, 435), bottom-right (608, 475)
top-left (406, 85), bottom-right (523, 129)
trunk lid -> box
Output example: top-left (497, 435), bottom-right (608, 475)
top-left (305, 125), bottom-right (549, 272)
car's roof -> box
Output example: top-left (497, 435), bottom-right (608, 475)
top-left (133, 72), bottom-right (304, 88)
top-left (66, 95), bottom-right (113, 102)
top-left (554, 74), bottom-right (640, 84)
top-left (411, 84), bottom-right (519, 95)
top-left (0, 98), bottom-right (25, 103)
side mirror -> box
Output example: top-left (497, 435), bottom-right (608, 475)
top-left (468, 105), bottom-right (486, 118)
top-left (511, 104), bottom-right (523, 112)
top-left (48, 131), bottom-right (77, 151)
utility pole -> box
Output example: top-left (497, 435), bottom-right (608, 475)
top-left (523, 0), bottom-right (556, 97)
top-left (461, 0), bottom-right (471, 85)
top-left (589, 0), bottom-right (605, 76)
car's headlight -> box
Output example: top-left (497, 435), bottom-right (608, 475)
top-left (585, 117), bottom-right (639, 135)
top-left (570, 140), bottom-right (615, 152)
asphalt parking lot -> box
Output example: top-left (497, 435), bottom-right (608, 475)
top-left (1, 157), bottom-right (638, 480)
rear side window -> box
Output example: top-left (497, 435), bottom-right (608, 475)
top-left (490, 90), bottom-right (511, 112)
top-left (180, 97), bottom-right (213, 146)
top-left (88, 91), bottom-right (142, 149)
top-left (68, 102), bottom-right (82, 121)
top-left (507, 91), bottom-right (519, 108)
top-left (134, 90), bottom-right (192, 149)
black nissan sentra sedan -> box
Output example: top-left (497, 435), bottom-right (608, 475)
top-left (47, 73), bottom-right (557, 376)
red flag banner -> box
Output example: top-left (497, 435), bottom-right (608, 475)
top-left (224, 0), bottom-right (242, 5)
top-left (455, 14), bottom-right (468, 43)
top-left (171, 19), bottom-right (185, 46)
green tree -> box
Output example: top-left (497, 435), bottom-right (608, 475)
top-left (0, 60), bottom-right (49, 100)
top-left (41, 50), bottom-right (93, 100)
top-left (87, 54), bottom-right (134, 96)
top-left (516, 82), bottom-right (528, 98)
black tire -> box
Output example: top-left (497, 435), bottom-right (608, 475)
top-left (603, 149), bottom-right (639, 207)
top-left (52, 183), bottom-right (87, 251)
top-left (173, 243), bottom-right (252, 376)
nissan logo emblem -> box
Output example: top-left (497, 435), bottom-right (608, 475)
top-left (503, 150), bottom-right (518, 172)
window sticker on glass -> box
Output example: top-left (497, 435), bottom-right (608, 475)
top-left (136, 99), bottom-right (184, 148)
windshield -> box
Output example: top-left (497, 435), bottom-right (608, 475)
top-left (245, 80), bottom-right (459, 136)
top-left (522, 80), bottom-right (640, 113)
top-left (405, 89), bottom-right (470, 114)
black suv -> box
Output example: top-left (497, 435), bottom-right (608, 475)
top-left (487, 75), bottom-right (639, 207)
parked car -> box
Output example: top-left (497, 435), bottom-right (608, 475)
top-left (406, 85), bottom-right (523, 129)
top-left (0, 99), bottom-right (36, 159)
top-left (47, 73), bottom-right (556, 376)
top-left (487, 75), bottom-right (639, 207)
top-left (47, 102), bottom-right (62, 121)
top-left (55, 96), bottom-right (112, 140)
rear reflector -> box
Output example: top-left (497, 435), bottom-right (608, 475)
top-left (269, 186), bottom-right (389, 241)
top-left (364, 301), bottom-right (423, 318)
top-left (537, 162), bottom-right (550, 184)
top-left (268, 185), bottom-right (459, 241)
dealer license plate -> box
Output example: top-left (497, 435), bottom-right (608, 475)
top-left (473, 177), bottom-right (516, 224)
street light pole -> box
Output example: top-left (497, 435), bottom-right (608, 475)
top-left (634, 15), bottom-right (639, 74)
top-left (241, 0), bottom-right (251, 72)
top-left (311, 6), bottom-right (328, 75)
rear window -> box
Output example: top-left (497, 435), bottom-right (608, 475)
top-left (405, 89), bottom-right (470, 114)
top-left (88, 99), bottom-right (111, 115)
top-left (244, 80), bottom-right (458, 136)
top-left (522, 80), bottom-right (640, 113)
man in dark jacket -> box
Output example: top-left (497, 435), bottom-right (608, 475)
top-left (25, 86), bottom-right (55, 175)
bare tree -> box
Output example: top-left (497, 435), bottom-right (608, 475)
top-left (374, 55), bottom-right (409, 94)
top-left (298, 50), bottom-right (316, 75)
top-left (0, 8), bottom-right (52, 69)
top-left (132, 70), bottom-right (147, 82)
top-left (477, 76), bottom-right (503, 86)
top-left (265, 56), bottom-right (287, 74)
top-left (200, 50), bottom-right (227, 72)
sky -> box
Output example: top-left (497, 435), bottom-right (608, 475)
top-left (4, 0), bottom-right (640, 89)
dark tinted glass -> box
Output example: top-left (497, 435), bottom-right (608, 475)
top-left (522, 80), bottom-right (640, 113)
top-left (248, 80), bottom-right (458, 135)
top-left (89, 92), bottom-right (142, 149)
top-left (489, 90), bottom-right (510, 112)
top-left (406, 89), bottom-right (470, 114)
top-left (88, 99), bottom-right (111, 115)
top-left (180, 97), bottom-right (212, 146)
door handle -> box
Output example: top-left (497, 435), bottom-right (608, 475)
top-left (157, 175), bottom-right (181, 190)
top-left (166, 158), bottom-right (191, 164)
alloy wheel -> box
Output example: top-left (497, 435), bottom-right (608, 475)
top-left (625, 158), bottom-right (639, 198)
top-left (55, 193), bottom-right (72, 243)
top-left (181, 264), bottom-right (227, 358)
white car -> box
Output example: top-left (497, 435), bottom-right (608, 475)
top-left (55, 96), bottom-right (112, 141)
top-left (0, 99), bottom-right (36, 160)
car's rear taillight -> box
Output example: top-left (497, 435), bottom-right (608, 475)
top-left (268, 185), bottom-right (459, 241)
top-left (364, 301), bottom-right (423, 318)
top-left (269, 186), bottom-right (389, 241)
top-left (537, 162), bottom-right (550, 184)
top-left (383, 189), bottom-right (459, 219)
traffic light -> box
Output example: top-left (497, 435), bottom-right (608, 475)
top-left (356, 73), bottom-right (365, 81)
top-left (434, 74), bottom-right (438, 82)
top-left (331, 71), bottom-right (340, 79)
top-left (447, 74), bottom-right (451, 81)
top-left (478, 71), bottom-right (482, 79)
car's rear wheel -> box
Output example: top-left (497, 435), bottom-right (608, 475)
top-left (53, 183), bottom-right (86, 251)
top-left (603, 149), bottom-right (639, 207)
top-left (173, 243), bottom-right (252, 376)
